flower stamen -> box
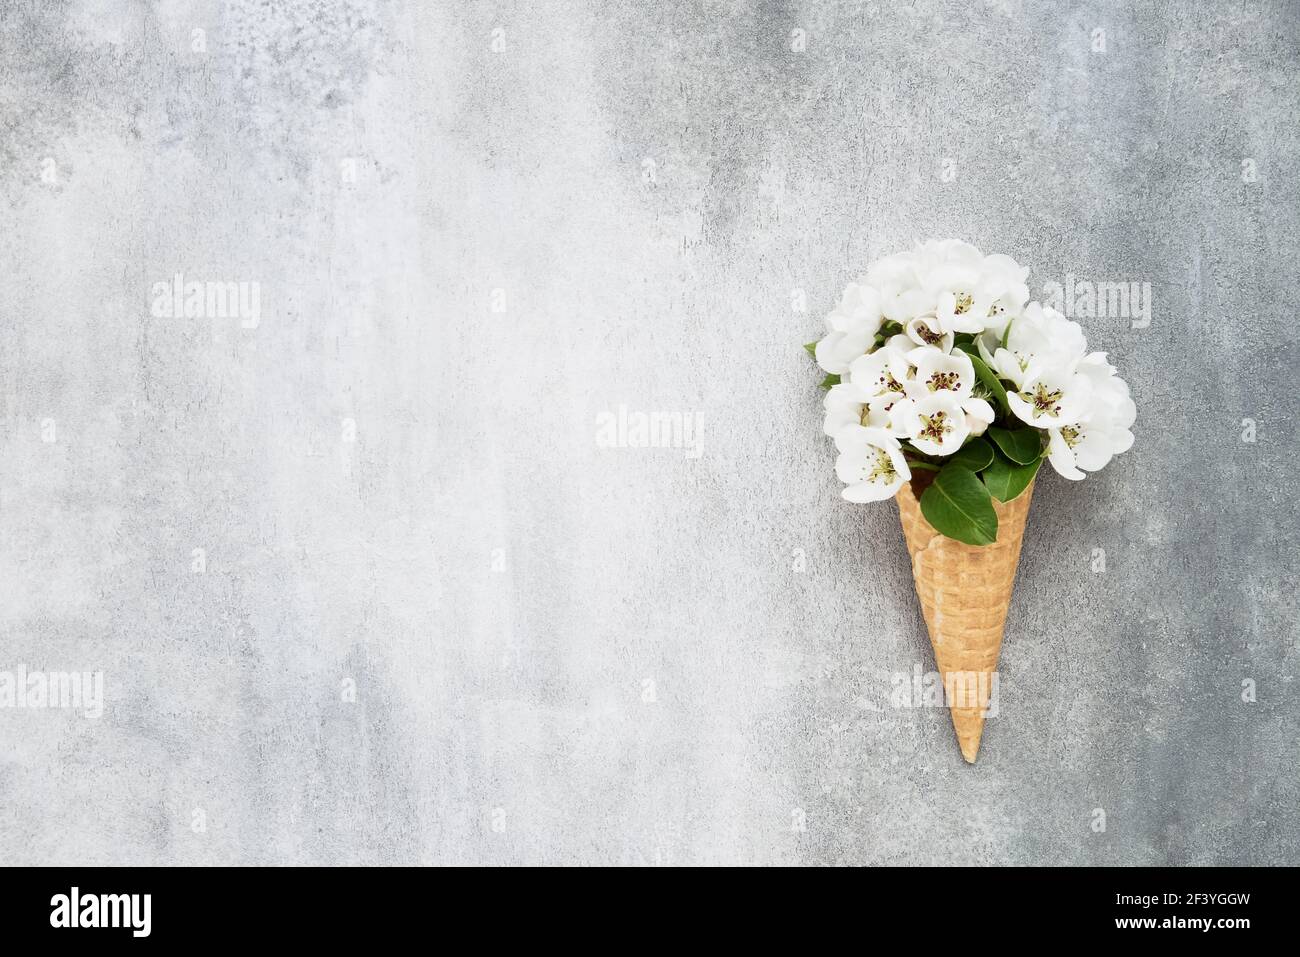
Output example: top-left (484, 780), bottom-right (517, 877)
top-left (916, 324), bottom-right (943, 345)
top-left (865, 448), bottom-right (897, 484)
top-left (918, 411), bottom-right (951, 443)
top-left (1025, 382), bottom-right (1063, 417)
top-left (927, 371), bottom-right (960, 392)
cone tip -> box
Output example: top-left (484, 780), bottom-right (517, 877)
top-left (960, 739), bottom-right (980, 764)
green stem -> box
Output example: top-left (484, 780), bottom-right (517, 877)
top-left (905, 458), bottom-right (940, 472)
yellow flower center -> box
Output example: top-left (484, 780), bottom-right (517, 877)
top-left (866, 448), bottom-right (897, 483)
top-left (875, 369), bottom-right (903, 394)
top-left (1026, 382), bottom-right (1063, 417)
top-left (919, 411), bottom-right (951, 442)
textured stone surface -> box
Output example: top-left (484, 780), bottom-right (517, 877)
top-left (1, 0), bottom-right (1297, 865)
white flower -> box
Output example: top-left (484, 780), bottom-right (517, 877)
top-left (904, 346), bottom-right (995, 440)
top-left (1075, 350), bottom-right (1123, 392)
top-left (1007, 359), bottom-right (1093, 428)
top-left (909, 242), bottom-right (1030, 335)
top-left (976, 254), bottom-right (1031, 339)
top-left (895, 393), bottom-right (970, 456)
top-left (834, 426), bottom-right (911, 502)
top-left (811, 249), bottom-right (1137, 502)
top-left (980, 302), bottom-right (1085, 388)
top-left (935, 289), bottom-right (990, 335)
top-left (822, 382), bottom-right (889, 437)
top-left (870, 250), bottom-right (935, 323)
top-left (848, 346), bottom-right (911, 409)
top-left (812, 243), bottom-right (1032, 377)
top-left (864, 249), bottom-right (918, 287)
top-left (982, 342), bottom-right (1028, 389)
top-left (904, 316), bottom-right (954, 353)
top-left (910, 347), bottom-right (975, 399)
top-left (1046, 355), bottom-right (1136, 479)
top-left (963, 397), bottom-right (996, 436)
top-left (814, 282), bottom-right (885, 374)
top-left (880, 332), bottom-right (916, 355)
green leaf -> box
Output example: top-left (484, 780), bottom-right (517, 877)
top-left (804, 341), bottom-right (817, 355)
top-left (983, 451), bottom-right (1042, 502)
top-left (1000, 318), bottom-right (1013, 349)
top-left (947, 436), bottom-right (993, 472)
top-left (952, 332), bottom-right (976, 347)
top-left (919, 464), bottom-right (998, 546)
top-left (988, 426), bottom-right (1043, 465)
top-left (819, 373), bottom-right (840, 389)
top-left (967, 351), bottom-right (1011, 416)
top-left (879, 320), bottom-right (903, 337)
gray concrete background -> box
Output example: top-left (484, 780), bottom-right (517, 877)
top-left (1, 0), bottom-right (1297, 866)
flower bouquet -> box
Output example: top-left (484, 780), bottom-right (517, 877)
top-left (807, 240), bottom-right (1136, 762)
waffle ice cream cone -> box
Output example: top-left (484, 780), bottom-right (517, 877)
top-left (895, 478), bottom-right (1035, 763)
